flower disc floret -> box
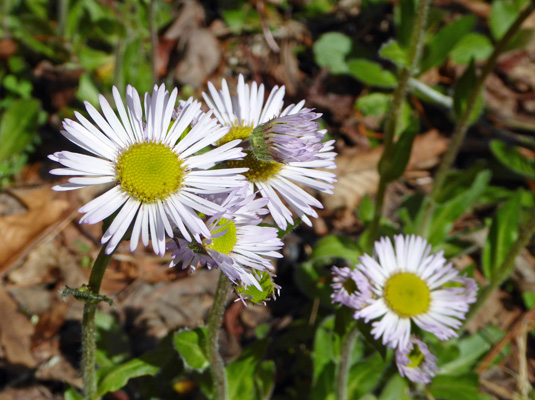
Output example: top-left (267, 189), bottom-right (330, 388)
top-left (228, 154), bottom-right (283, 183)
top-left (116, 142), bottom-right (185, 203)
top-left (219, 124), bottom-right (254, 145)
top-left (383, 272), bottom-right (431, 318)
top-left (205, 218), bottom-right (237, 255)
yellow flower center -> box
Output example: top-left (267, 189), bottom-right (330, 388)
top-left (205, 218), bottom-right (237, 255)
top-left (115, 142), bottom-right (185, 203)
top-left (228, 153), bottom-right (283, 183)
top-left (218, 124), bottom-right (254, 145)
top-left (383, 272), bottom-right (431, 318)
top-left (407, 344), bottom-right (425, 368)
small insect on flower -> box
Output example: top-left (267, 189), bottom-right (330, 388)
top-left (202, 74), bottom-right (337, 230)
top-left (60, 285), bottom-right (113, 306)
top-left (49, 85), bottom-right (247, 255)
top-left (354, 234), bottom-right (477, 351)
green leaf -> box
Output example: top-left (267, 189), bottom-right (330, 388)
top-left (78, 46), bottom-right (113, 71)
top-left (255, 360), bottom-right (276, 400)
top-left (453, 60), bottom-right (484, 123)
top-left (450, 33), bottom-right (493, 65)
top-left (489, 0), bottom-right (519, 40)
top-left (310, 235), bottom-right (362, 265)
top-left (482, 191), bottom-right (522, 280)
top-left (428, 169), bottom-right (491, 245)
top-left (397, 0), bottom-right (417, 47)
top-left (378, 374), bottom-right (411, 400)
top-left (346, 352), bottom-right (389, 398)
top-left (490, 140), bottom-right (535, 179)
top-left (313, 32), bottom-right (352, 74)
top-left (3, 74), bottom-right (33, 98)
top-left (313, 316), bottom-right (339, 384)
top-left (355, 319), bottom-right (387, 360)
top-left (0, 99), bottom-right (40, 163)
top-left (428, 373), bottom-right (484, 400)
top-left (227, 341), bottom-right (267, 400)
top-left (97, 349), bottom-right (170, 396)
top-left (358, 194), bottom-right (375, 223)
top-left (379, 39), bottom-right (410, 67)
top-left (522, 291), bottom-right (535, 309)
top-left (378, 127), bottom-right (417, 183)
top-left (76, 73), bottom-right (101, 107)
top-left (347, 59), bottom-right (398, 88)
top-left (421, 15), bottom-right (476, 72)
top-left (355, 92), bottom-right (391, 117)
top-left (95, 312), bottom-right (130, 367)
top-left (173, 327), bottom-right (209, 371)
top-left (439, 326), bottom-right (504, 375)
top-left (64, 387), bottom-right (84, 400)
top-left (295, 262), bottom-right (333, 307)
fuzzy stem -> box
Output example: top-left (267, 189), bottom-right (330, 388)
top-left (336, 325), bottom-right (359, 400)
top-left (367, 0), bottom-right (431, 249)
top-left (207, 271), bottom-right (232, 400)
top-left (81, 247), bottom-right (113, 400)
top-left (419, 3), bottom-right (535, 236)
top-left (464, 208), bottom-right (535, 325)
top-left (148, 0), bottom-right (158, 85)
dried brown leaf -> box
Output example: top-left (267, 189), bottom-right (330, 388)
top-left (0, 286), bottom-right (36, 367)
top-left (174, 28), bottom-right (221, 88)
top-left (0, 186), bottom-right (72, 272)
top-left (322, 130), bottom-right (448, 210)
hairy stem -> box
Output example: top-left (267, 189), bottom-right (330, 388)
top-left (367, 0), bottom-right (431, 248)
top-left (336, 325), bottom-right (359, 400)
top-left (207, 272), bottom-right (232, 400)
top-left (419, 3), bottom-right (535, 236)
top-left (465, 208), bottom-right (535, 325)
top-left (148, 0), bottom-right (158, 85)
top-left (82, 247), bottom-right (113, 400)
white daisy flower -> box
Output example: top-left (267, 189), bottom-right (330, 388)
top-left (202, 74), bottom-right (336, 230)
top-left (331, 266), bottom-right (371, 309)
top-left (395, 336), bottom-right (438, 384)
top-left (167, 186), bottom-right (283, 289)
top-left (354, 234), bottom-right (477, 351)
top-left (49, 84), bottom-right (247, 256)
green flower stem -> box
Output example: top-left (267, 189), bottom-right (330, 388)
top-left (57, 0), bottom-right (69, 38)
top-left (148, 0), bottom-right (158, 86)
top-left (82, 246), bottom-right (113, 400)
top-left (419, 2), bottom-right (535, 236)
top-left (367, 0), bottom-right (431, 249)
top-left (464, 208), bottom-right (535, 325)
top-left (335, 324), bottom-right (359, 400)
top-left (207, 271), bottom-right (233, 400)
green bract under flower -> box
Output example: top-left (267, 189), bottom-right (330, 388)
top-left (383, 272), bottom-right (431, 318)
top-left (116, 142), bottom-right (185, 203)
top-left (205, 218), bottom-right (237, 255)
top-left (236, 272), bottom-right (276, 303)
